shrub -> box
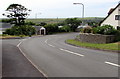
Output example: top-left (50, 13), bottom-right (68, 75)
top-left (39, 22), bottom-right (47, 26)
top-left (92, 25), bottom-right (120, 42)
top-left (2, 19), bottom-right (11, 23)
top-left (25, 21), bottom-right (36, 25)
top-left (92, 27), bottom-right (97, 34)
top-left (44, 24), bottom-right (59, 34)
top-left (59, 25), bottom-right (71, 32)
top-left (83, 26), bottom-right (92, 33)
top-left (93, 25), bottom-right (118, 35)
top-left (4, 25), bottom-right (36, 36)
top-left (64, 18), bottom-right (82, 32)
top-left (19, 35), bottom-right (25, 38)
top-left (114, 30), bottom-right (120, 41)
top-left (2, 34), bottom-right (8, 36)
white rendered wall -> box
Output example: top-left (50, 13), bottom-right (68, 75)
top-left (101, 5), bottom-right (120, 29)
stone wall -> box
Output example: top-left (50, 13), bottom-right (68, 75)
top-left (76, 33), bottom-right (115, 44)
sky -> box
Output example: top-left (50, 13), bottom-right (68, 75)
top-left (0, 0), bottom-right (119, 18)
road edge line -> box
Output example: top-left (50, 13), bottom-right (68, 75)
top-left (17, 38), bottom-right (48, 77)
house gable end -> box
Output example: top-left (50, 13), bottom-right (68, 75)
top-left (100, 3), bottom-right (120, 28)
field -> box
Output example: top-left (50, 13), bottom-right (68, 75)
top-left (25, 18), bottom-right (65, 24)
top-left (0, 17), bottom-right (104, 25)
top-left (25, 17), bottom-right (104, 24)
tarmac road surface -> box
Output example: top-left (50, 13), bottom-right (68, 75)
top-left (2, 39), bottom-right (44, 77)
top-left (19, 33), bottom-right (119, 77)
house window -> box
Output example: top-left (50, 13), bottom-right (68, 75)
top-left (115, 15), bottom-right (120, 20)
top-left (117, 26), bottom-right (120, 30)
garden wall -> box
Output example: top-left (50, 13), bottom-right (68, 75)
top-left (76, 33), bottom-right (115, 44)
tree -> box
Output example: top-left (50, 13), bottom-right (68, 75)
top-left (2, 4), bottom-right (31, 25)
top-left (65, 18), bottom-right (82, 31)
top-left (59, 25), bottom-right (71, 32)
top-left (87, 21), bottom-right (99, 27)
top-left (39, 22), bottom-right (47, 26)
top-left (44, 24), bottom-right (59, 34)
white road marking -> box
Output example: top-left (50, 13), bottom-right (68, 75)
top-left (17, 38), bottom-right (48, 77)
top-left (17, 41), bottom-right (22, 47)
top-left (45, 39), bottom-right (48, 43)
top-left (17, 39), bottom-right (27, 47)
top-left (48, 44), bottom-right (55, 47)
top-left (105, 61), bottom-right (120, 67)
top-left (59, 48), bottom-right (84, 57)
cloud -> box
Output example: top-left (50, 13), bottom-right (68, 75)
top-left (0, 0), bottom-right (119, 18)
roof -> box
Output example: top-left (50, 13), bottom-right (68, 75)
top-left (33, 26), bottom-right (45, 31)
top-left (108, 8), bottom-right (114, 15)
top-left (0, 28), bottom-right (7, 31)
top-left (100, 3), bottom-right (120, 25)
top-left (0, 22), bottom-right (12, 28)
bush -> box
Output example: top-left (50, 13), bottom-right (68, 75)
top-left (4, 25), bottom-right (36, 36)
top-left (64, 18), bottom-right (82, 32)
top-left (92, 25), bottom-right (120, 42)
top-left (83, 26), bottom-right (92, 33)
top-left (93, 25), bottom-right (118, 35)
top-left (25, 21), bottom-right (36, 25)
top-left (39, 22), bottom-right (47, 26)
top-left (2, 19), bottom-right (11, 23)
top-left (114, 30), bottom-right (120, 41)
top-left (2, 34), bottom-right (8, 36)
top-left (19, 35), bottom-right (26, 38)
top-left (44, 24), bottom-right (59, 34)
top-left (59, 25), bottom-right (71, 32)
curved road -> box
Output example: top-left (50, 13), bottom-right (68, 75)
top-left (19, 33), bottom-right (119, 77)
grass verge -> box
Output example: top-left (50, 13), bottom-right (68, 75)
top-left (0, 34), bottom-right (27, 39)
top-left (66, 39), bottom-right (120, 51)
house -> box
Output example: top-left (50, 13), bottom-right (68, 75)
top-left (100, 3), bottom-right (120, 29)
top-left (0, 22), bottom-right (12, 34)
top-left (33, 26), bottom-right (46, 35)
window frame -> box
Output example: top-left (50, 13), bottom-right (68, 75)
top-left (115, 15), bottom-right (120, 20)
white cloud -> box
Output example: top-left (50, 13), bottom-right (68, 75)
top-left (0, 0), bottom-right (119, 18)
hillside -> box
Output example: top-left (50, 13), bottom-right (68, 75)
top-left (25, 17), bottom-right (104, 24)
top-left (0, 17), bottom-right (104, 24)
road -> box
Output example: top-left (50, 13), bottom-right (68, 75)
top-left (18, 33), bottom-right (119, 77)
top-left (2, 39), bottom-right (44, 77)
top-left (0, 39), bottom-right (2, 78)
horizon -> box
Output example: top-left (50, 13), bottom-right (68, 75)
top-left (0, 17), bottom-right (105, 19)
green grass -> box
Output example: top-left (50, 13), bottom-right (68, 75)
top-left (0, 34), bottom-right (28, 39)
top-left (25, 17), bottom-right (104, 24)
top-left (25, 18), bottom-right (65, 24)
top-left (66, 39), bottom-right (119, 51)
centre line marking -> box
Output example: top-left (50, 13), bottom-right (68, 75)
top-left (59, 48), bottom-right (84, 57)
top-left (105, 61), bottom-right (120, 67)
top-left (48, 44), bottom-right (55, 47)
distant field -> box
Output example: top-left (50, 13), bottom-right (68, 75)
top-left (25, 18), bottom-right (65, 24)
top-left (0, 17), bottom-right (104, 24)
top-left (25, 17), bottom-right (104, 24)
